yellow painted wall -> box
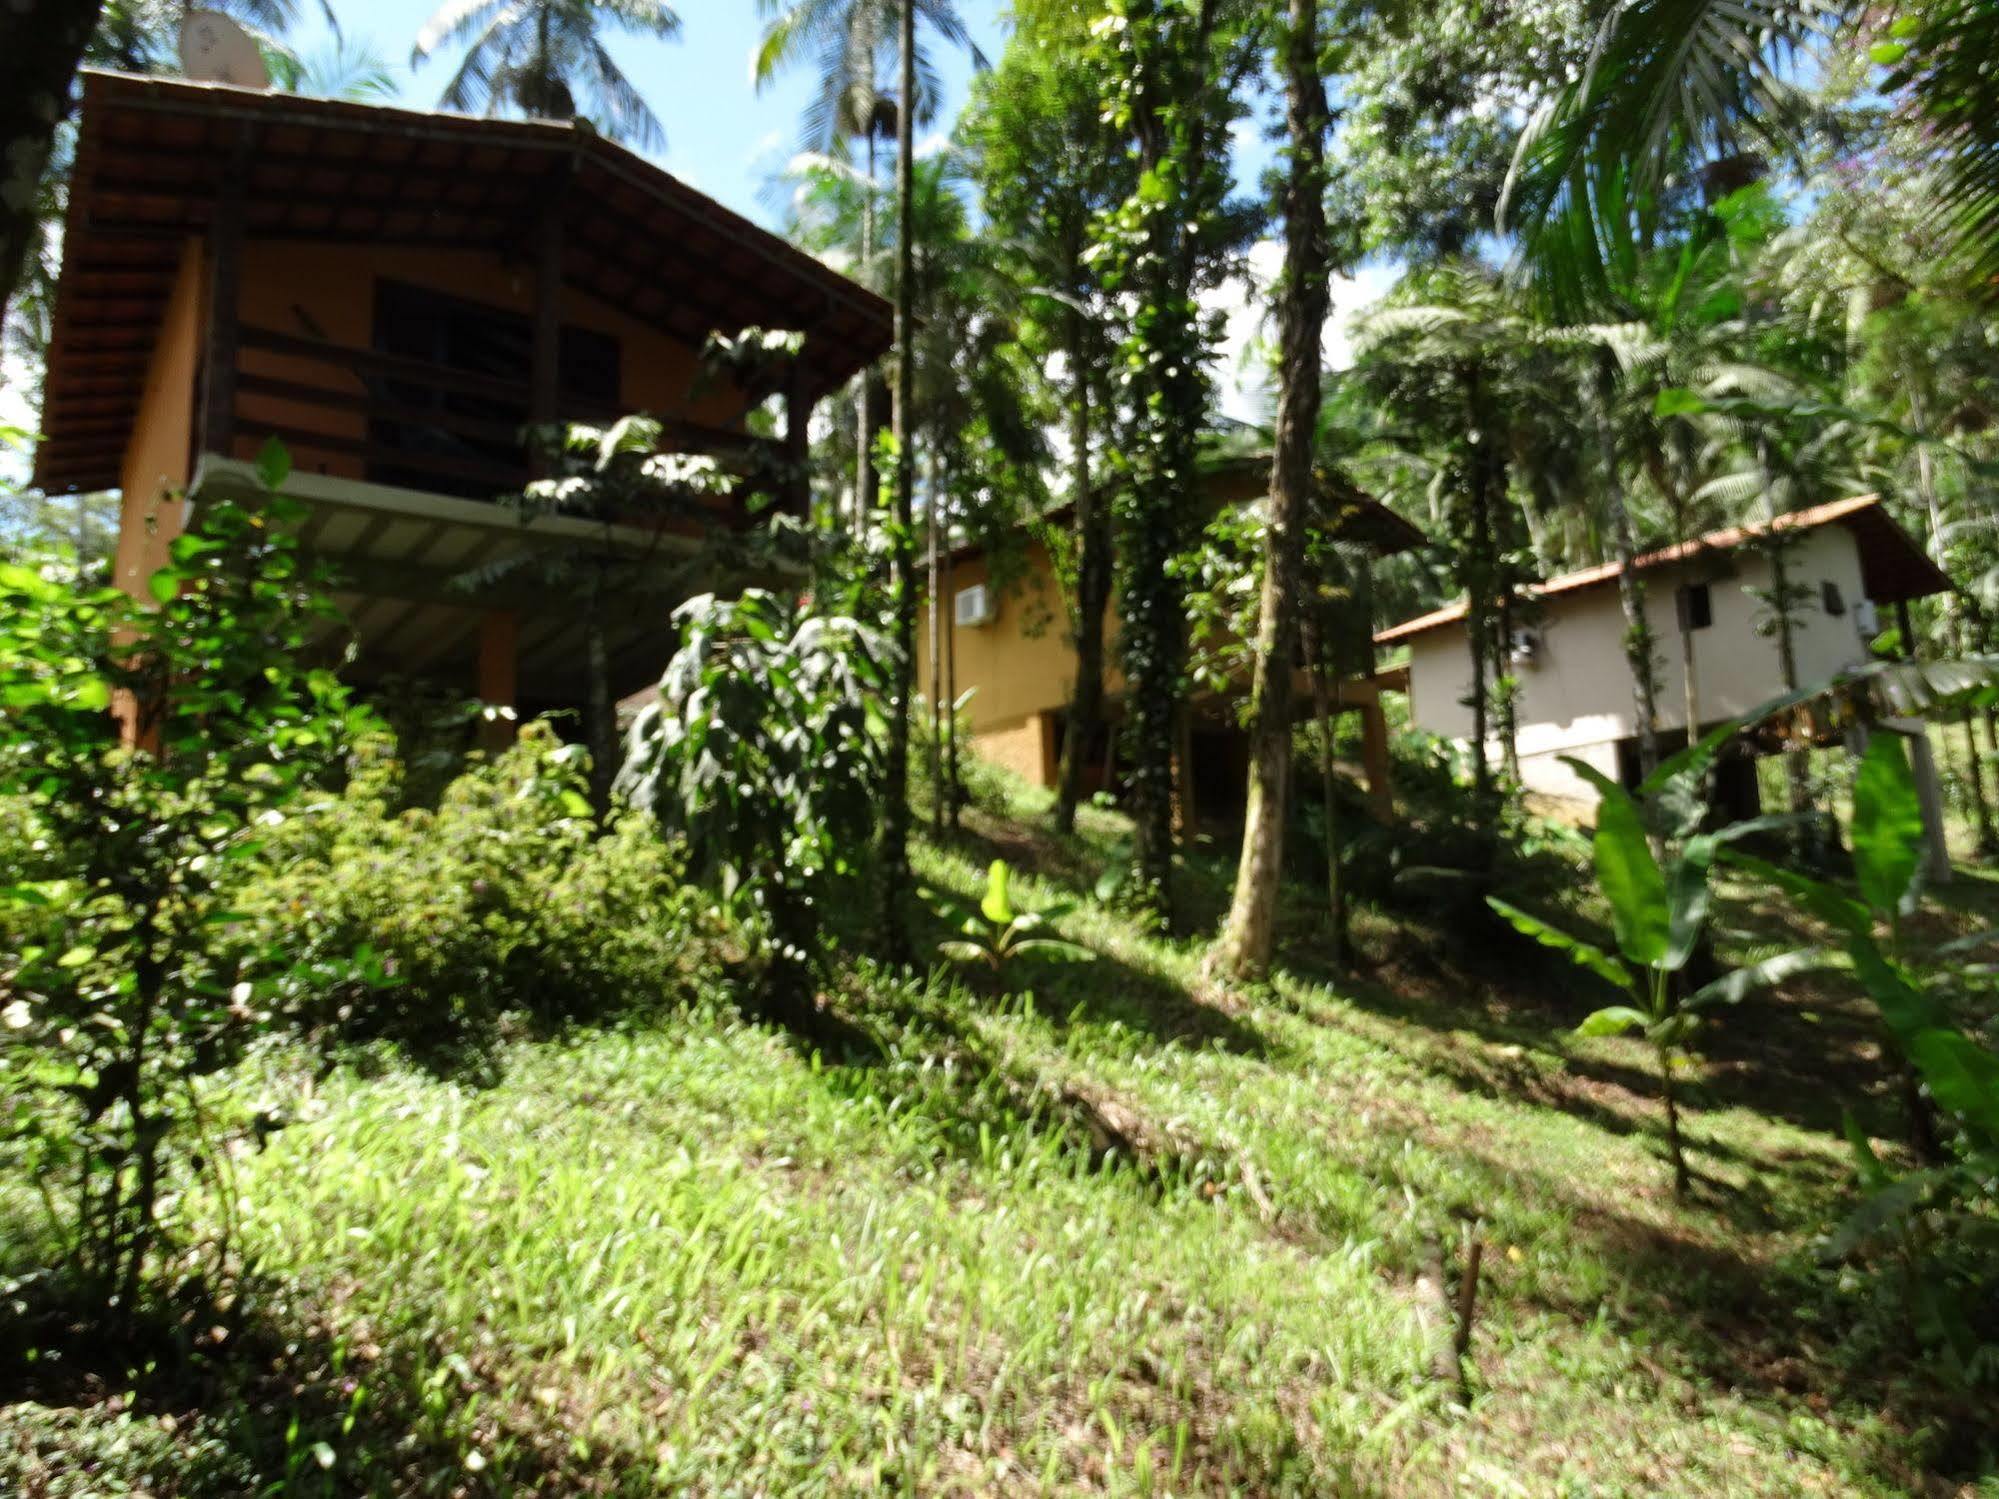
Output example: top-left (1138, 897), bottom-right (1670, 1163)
top-left (974, 711), bottom-right (1059, 786)
top-left (113, 237), bottom-right (204, 599)
top-left (230, 242), bottom-right (755, 477)
top-left (919, 539), bottom-right (1120, 732)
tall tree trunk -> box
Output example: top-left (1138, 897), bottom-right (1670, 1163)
top-left (1766, 530), bottom-right (1813, 857)
top-left (1055, 294), bottom-right (1105, 835)
top-left (1596, 355), bottom-right (1660, 778)
top-left (1114, 0), bottom-right (1222, 928)
top-left (1, 1), bottom-right (104, 329)
top-left (927, 439), bottom-right (944, 829)
top-left (1956, 620), bottom-right (1997, 853)
top-left (1643, 451), bottom-right (1702, 743)
top-left (943, 492), bottom-right (962, 832)
top-left (1461, 369), bottom-right (1497, 828)
top-left (585, 572), bottom-right (614, 812)
top-left (1494, 581), bottom-right (1522, 791)
top-left (1211, 0), bottom-right (1328, 981)
top-left (854, 131), bottom-right (878, 539)
top-left (881, 0), bottom-right (918, 959)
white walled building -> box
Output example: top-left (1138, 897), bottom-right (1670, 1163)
top-left (1375, 496), bottom-right (1951, 802)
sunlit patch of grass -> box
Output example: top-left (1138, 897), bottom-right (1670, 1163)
top-left (4, 777), bottom-right (1983, 1494)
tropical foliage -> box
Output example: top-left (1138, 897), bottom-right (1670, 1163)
top-left (0, 446), bottom-right (373, 1309)
top-left (12, 0), bottom-right (1999, 1489)
top-left (924, 858), bottom-right (1094, 983)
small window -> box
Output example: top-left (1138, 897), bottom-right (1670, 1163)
top-left (1821, 580), bottom-right (1846, 616)
top-left (1677, 582), bottom-right (1713, 631)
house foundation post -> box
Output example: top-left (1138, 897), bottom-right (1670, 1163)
top-left (1359, 699), bottom-right (1394, 821)
top-left (477, 609), bottom-right (519, 752)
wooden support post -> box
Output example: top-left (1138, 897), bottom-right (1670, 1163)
top-left (477, 609), bottom-right (519, 752)
top-left (783, 354), bottom-right (813, 517)
top-left (1895, 599), bottom-right (1954, 884)
top-left (1360, 700), bottom-right (1394, 822)
top-left (198, 155), bottom-right (245, 461)
top-left (1172, 709), bottom-right (1197, 835)
top-left (530, 199), bottom-right (563, 445)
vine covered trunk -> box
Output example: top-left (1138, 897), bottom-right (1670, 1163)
top-left (1056, 299), bottom-right (1107, 836)
top-left (2, 1), bottom-right (104, 326)
top-left (1211, 0), bottom-right (1329, 980)
top-left (881, 0), bottom-right (918, 959)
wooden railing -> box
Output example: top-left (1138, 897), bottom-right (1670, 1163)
top-left (228, 324), bottom-right (785, 511)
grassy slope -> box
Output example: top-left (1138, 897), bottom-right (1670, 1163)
top-left (5, 792), bottom-right (1990, 1496)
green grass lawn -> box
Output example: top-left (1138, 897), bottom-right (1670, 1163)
top-left (4, 793), bottom-right (1992, 1496)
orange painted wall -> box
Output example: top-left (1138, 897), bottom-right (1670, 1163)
top-left (229, 242), bottom-right (756, 477)
top-left (113, 237), bottom-right (204, 600)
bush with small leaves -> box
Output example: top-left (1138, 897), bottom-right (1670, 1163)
top-left (231, 721), bottom-right (716, 1064)
top-left (0, 443), bottom-right (379, 1315)
top-left (617, 589), bottom-right (889, 1009)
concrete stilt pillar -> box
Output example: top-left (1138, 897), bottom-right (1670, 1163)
top-left (1905, 726), bottom-right (1954, 886)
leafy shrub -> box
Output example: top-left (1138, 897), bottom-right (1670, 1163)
top-left (232, 722), bottom-right (715, 1063)
top-left (1734, 731), bottom-right (1999, 1376)
top-left (0, 453), bottom-right (376, 1312)
top-left (1490, 728), bottom-right (1822, 1196)
top-left (617, 590), bottom-right (888, 1006)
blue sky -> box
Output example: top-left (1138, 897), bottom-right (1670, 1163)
top-left (286, 1), bottom-right (1015, 229)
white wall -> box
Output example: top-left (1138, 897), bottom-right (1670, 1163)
top-left (1403, 523), bottom-right (1877, 796)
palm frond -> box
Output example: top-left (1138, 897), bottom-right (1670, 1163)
top-left (1501, 0), bottom-right (1842, 313)
top-left (413, 0), bottom-right (511, 65)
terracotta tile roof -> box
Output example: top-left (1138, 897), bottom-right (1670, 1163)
top-left (35, 70), bottom-right (893, 494)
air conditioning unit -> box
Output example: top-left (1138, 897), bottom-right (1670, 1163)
top-left (954, 583), bottom-right (996, 628)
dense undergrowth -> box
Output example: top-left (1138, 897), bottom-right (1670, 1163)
top-left (5, 763), bottom-right (1995, 1496)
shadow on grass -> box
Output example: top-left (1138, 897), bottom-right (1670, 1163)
top-left (0, 1269), bottom-right (639, 1498)
top-left (784, 960), bottom-right (1240, 1208)
top-left (1281, 886), bottom-right (1915, 1155)
top-left (1265, 904), bottom-right (1991, 1488)
top-left (1476, 1165), bottom-right (1999, 1486)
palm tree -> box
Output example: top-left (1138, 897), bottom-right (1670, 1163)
top-left (753, 0), bottom-right (982, 157)
top-left (271, 37), bottom-right (399, 100)
top-left (1354, 269), bottom-right (1556, 819)
top-left (755, 0), bottom-right (984, 958)
top-left (411, 0), bottom-right (680, 148)
top-left (1500, 0), bottom-right (1999, 308)
top-left (753, 1), bottom-right (984, 544)
top-left (1688, 365), bottom-right (1869, 846)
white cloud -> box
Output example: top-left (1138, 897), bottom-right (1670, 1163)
top-left (1205, 245), bottom-right (1400, 424)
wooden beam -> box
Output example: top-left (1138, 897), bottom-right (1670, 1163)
top-left (233, 420), bottom-right (525, 490)
top-left (198, 143), bottom-right (245, 458)
top-left (530, 173), bottom-right (567, 434)
top-left (475, 613), bottom-right (518, 747)
top-left (783, 354), bottom-right (814, 517)
top-left (1360, 701), bottom-right (1394, 822)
